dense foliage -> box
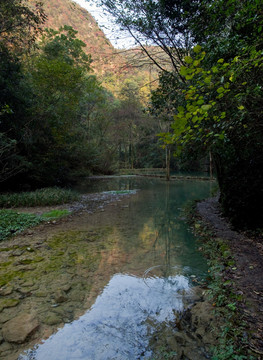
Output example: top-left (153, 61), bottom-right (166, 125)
top-left (98, 0), bottom-right (263, 229)
top-left (0, 0), bottom-right (164, 191)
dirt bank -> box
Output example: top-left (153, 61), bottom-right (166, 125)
top-left (197, 197), bottom-right (263, 357)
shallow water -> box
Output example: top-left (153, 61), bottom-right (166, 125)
top-left (7, 178), bottom-right (212, 359)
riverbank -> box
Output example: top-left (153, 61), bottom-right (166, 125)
top-left (0, 191), bottom-right (138, 360)
top-left (196, 197), bottom-right (263, 359)
top-left (1, 188), bottom-right (262, 359)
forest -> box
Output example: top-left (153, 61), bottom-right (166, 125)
top-left (0, 0), bottom-right (263, 230)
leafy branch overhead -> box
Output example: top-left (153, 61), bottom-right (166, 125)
top-left (165, 45), bottom-right (263, 155)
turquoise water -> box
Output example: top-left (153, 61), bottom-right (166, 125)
top-left (20, 178), bottom-right (212, 360)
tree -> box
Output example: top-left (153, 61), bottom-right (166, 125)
top-left (161, 42), bottom-right (263, 228)
top-left (0, 0), bottom-right (46, 186)
top-left (98, 0), bottom-right (263, 228)
top-left (21, 26), bottom-right (100, 185)
top-left (96, 0), bottom-right (201, 74)
top-left (0, 0), bottom-right (46, 55)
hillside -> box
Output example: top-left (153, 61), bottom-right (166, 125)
top-left (29, 0), bottom-right (162, 99)
top-left (33, 0), bottom-right (126, 77)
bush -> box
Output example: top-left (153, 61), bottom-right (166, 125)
top-left (0, 187), bottom-right (80, 208)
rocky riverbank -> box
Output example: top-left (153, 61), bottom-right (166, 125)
top-left (1, 191), bottom-right (261, 360)
top-left (0, 191), bottom-right (137, 360)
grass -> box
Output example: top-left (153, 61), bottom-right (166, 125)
top-left (0, 187), bottom-right (80, 208)
top-left (0, 210), bottom-right (42, 241)
top-left (0, 187), bottom-right (77, 241)
top-left (0, 208), bottom-right (72, 241)
top-left (40, 209), bottom-right (71, 220)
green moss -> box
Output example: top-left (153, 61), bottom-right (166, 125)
top-left (41, 209), bottom-right (71, 220)
top-left (0, 298), bottom-right (19, 312)
top-left (0, 270), bottom-right (25, 287)
top-left (0, 246), bottom-right (19, 252)
top-left (18, 257), bottom-right (44, 265)
top-left (0, 225), bottom-right (116, 327)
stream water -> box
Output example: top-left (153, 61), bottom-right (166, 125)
top-left (1, 177), bottom-right (213, 360)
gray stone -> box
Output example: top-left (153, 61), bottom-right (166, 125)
top-left (60, 284), bottom-right (71, 292)
top-left (34, 290), bottom-right (47, 298)
top-left (0, 286), bottom-right (13, 296)
top-left (2, 313), bottom-right (39, 344)
top-left (0, 299), bottom-right (19, 312)
top-left (43, 312), bottom-right (61, 326)
top-left (0, 341), bottom-right (13, 352)
top-left (54, 290), bottom-right (68, 303)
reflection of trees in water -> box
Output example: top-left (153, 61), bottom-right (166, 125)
top-left (151, 182), bottom-right (189, 272)
top-left (83, 178), bottom-right (210, 274)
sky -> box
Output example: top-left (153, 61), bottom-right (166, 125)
top-left (73, 0), bottom-right (135, 48)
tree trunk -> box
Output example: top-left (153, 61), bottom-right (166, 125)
top-left (166, 146), bottom-right (170, 181)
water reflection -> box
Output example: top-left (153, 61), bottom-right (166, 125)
top-left (20, 273), bottom-right (191, 360)
top-left (16, 178), bottom-right (212, 359)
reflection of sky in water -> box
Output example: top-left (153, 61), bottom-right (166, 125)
top-left (20, 274), bottom-right (191, 360)
top-left (18, 178), bottom-right (211, 359)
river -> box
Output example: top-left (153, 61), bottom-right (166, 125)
top-left (0, 177), bottom-right (213, 360)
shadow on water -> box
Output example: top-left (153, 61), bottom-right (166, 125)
top-left (12, 178), bottom-right (213, 360)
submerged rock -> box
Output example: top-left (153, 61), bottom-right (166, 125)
top-left (0, 298), bottom-right (19, 312)
top-left (54, 289), bottom-right (68, 303)
top-left (151, 298), bottom-right (222, 360)
top-left (43, 312), bottom-right (62, 325)
top-left (2, 313), bottom-right (39, 344)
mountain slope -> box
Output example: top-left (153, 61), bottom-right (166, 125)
top-left (28, 0), bottom-right (159, 99)
top-left (35, 0), bottom-right (125, 76)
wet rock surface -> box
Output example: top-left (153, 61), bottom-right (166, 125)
top-left (2, 314), bottom-right (39, 344)
top-left (0, 188), bottom-right (224, 360)
top-left (0, 191), bottom-right (136, 360)
top-left (151, 289), bottom-right (222, 360)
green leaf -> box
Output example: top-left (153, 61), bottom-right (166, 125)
top-left (201, 104), bottom-right (212, 111)
top-left (180, 66), bottom-right (188, 76)
top-left (177, 106), bottom-right (185, 113)
top-left (212, 66), bottom-right (218, 73)
top-left (193, 45), bottom-right (202, 53)
top-left (197, 99), bottom-right (204, 105)
top-left (217, 87), bottom-right (225, 94)
top-left (204, 76), bottom-right (212, 84)
top-left (184, 56), bottom-right (193, 64)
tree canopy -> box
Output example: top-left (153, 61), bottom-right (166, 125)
top-left (98, 0), bottom-right (263, 229)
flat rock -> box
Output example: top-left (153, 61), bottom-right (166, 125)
top-left (54, 289), bottom-right (68, 303)
top-left (2, 313), bottom-right (39, 344)
top-left (0, 298), bottom-right (19, 312)
top-left (0, 286), bottom-right (13, 296)
top-left (43, 312), bottom-right (61, 325)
